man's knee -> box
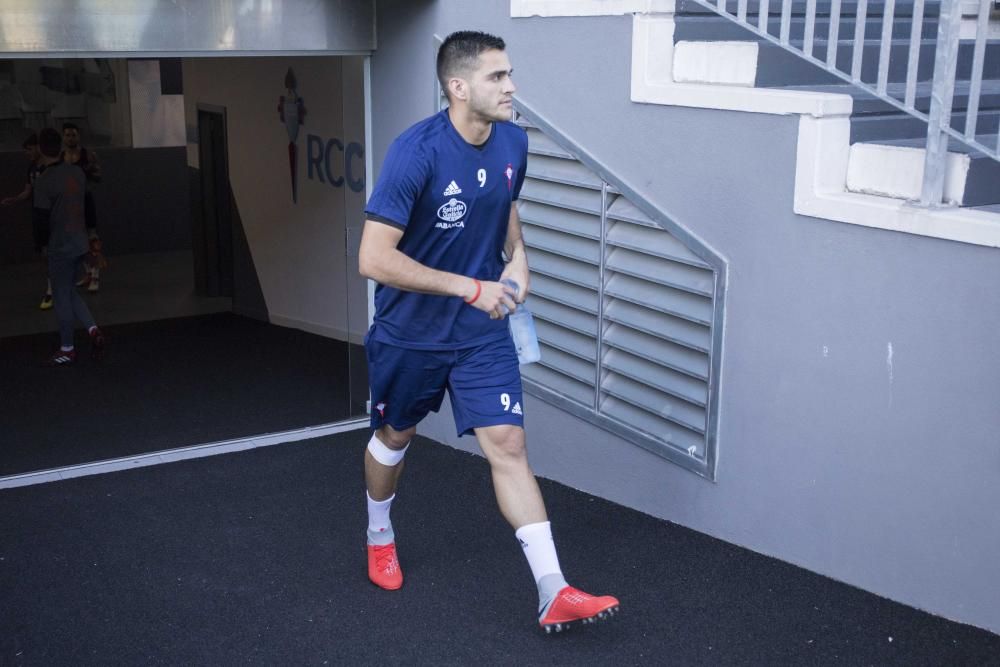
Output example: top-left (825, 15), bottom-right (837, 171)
top-left (377, 425), bottom-right (415, 450)
top-left (478, 425), bottom-right (527, 461)
top-left (367, 426), bottom-right (414, 468)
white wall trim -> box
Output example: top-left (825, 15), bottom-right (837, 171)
top-left (846, 142), bottom-right (971, 205)
top-left (795, 115), bottom-right (1000, 247)
top-left (631, 13), bottom-right (854, 117)
top-left (673, 41), bottom-right (758, 87)
top-left (512, 0), bottom-right (674, 17)
top-left (0, 419), bottom-right (368, 490)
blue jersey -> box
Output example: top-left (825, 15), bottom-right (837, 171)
top-left (365, 110), bottom-right (528, 350)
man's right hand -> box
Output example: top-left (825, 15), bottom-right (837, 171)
top-left (466, 279), bottom-right (518, 319)
top-left (1, 197), bottom-right (16, 206)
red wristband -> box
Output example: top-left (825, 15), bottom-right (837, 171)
top-left (464, 279), bottom-right (482, 304)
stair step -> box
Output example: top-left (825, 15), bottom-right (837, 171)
top-left (676, 0), bottom-right (942, 19)
top-left (675, 14), bottom-right (941, 41)
top-left (755, 38), bottom-right (1000, 86)
top-left (848, 138), bottom-right (999, 205)
top-left (674, 41), bottom-right (760, 84)
top-left (779, 81), bottom-right (1000, 144)
top-left (779, 80), bottom-right (1000, 115)
top-left (849, 109), bottom-right (1000, 141)
top-left (873, 133), bottom-right (999, 150)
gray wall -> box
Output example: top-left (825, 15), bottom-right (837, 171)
top-left (0, 146), bottom-right (190, 264)
top-left (371, 2), bottom-right (1000, 633)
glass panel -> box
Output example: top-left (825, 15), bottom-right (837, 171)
top-left (343, 56), bottom-right (370, 419)
top-left (0, 53), bottom-right (382, 481)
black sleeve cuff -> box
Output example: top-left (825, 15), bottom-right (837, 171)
top-left (365, 211), bottom-right (407, 231)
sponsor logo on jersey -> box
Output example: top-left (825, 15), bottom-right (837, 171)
top-left (443, 180), bottom-right (462, 196)
top-left (437, 198), bottom-right (467, 223)
top-left (434, 220), bottom-right (465, 230)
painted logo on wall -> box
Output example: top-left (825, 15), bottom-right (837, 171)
top-left (278, 68), bottom-right (306, 203)
top-left (305, 134), bottom-right (365, 193)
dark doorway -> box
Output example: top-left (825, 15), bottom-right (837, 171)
top-left (195, 107), bottom-right (234, 298)
top-left (0, 56), bottom-right (369, 481)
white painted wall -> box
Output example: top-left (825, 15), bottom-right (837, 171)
top-left (182, 56), bottom-right (369, 341)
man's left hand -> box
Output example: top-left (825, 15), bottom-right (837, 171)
top-left (499, 260), bottom-right (529, 304)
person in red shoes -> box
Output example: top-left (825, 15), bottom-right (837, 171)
top-left (357, 31), bottom-right (618, 633)
top-left (34, 128), bottom-right (105, 365)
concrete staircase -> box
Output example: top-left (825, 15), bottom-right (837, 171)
top-left (513, 0), bottom-right (1000, 246)
top-left (670, 0), bottom-right (1000, 207)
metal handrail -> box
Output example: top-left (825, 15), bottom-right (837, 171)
top-left (690, 0), bottom-right (998, 205)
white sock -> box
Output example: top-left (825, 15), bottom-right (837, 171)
top-left (515, 521), bottom-right (568, 607)
top-left (60, 345), bottom-right (74, 352)
top-left (46, 279), bottom-right (51, 295)
top-left (367, 491), bottom-right (395, 546)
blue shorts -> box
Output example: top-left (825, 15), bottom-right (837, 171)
top-left (366, 334), bottom-right (524, 437)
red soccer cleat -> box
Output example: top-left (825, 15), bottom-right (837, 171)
top-left (539, 585), bottom-right (620, 634)
top-left (367, 542), bottom-right (403, 590)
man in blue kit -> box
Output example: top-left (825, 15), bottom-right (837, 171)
top-left (358, 31), bottom-right (619, 633)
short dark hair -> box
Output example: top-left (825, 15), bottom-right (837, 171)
top-left (62, 122), bottom-right (79, 132)
top-left (39, 128), bottom-right (62, 157)
top-left (22, 133), bottom-right (38, 149)
top-left (437, 31), bottom-right (506, 98)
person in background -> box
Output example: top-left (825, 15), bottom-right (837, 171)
top-left (35, 127), bottom-right (105, 365)
top-left (61, 122), bottom-right (106, 292)
top-left (1, 133), bottom-right (52, 309)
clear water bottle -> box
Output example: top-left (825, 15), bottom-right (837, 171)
top-left (500, 279), bottom-right (541, 365)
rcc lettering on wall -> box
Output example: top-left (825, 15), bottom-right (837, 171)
top-left (306, 134), bottom-right (365, 193)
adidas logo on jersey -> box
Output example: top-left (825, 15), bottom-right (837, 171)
top-left (443, 180), bottom-right (462, 196)
top-left (512, 402), bottom-right (522, 416)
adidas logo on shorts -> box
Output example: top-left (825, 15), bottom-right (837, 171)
top-left (512, 402), bottom-right (522, 415)
top-left (443, 180), bottom-right (462, 196)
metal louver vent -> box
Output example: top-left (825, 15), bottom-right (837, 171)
top-left (437, 78), bottom-right (725, 480)
top-left (513, 105), bottom-right (726, 481)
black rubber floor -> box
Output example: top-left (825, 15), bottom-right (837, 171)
top-left (1, 431), bottom-right (997, 665)
top-left (0, 313), bottom-right (366, 476)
